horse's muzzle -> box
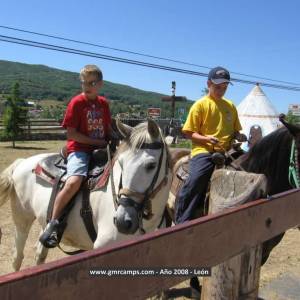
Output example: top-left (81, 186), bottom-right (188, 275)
top-left (113, 198), bottom-right (141, 234)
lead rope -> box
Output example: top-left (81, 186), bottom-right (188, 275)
top-left (289, 139), bottom-right (300, 188)
top-left (107, 144), bottom-right (118, 210)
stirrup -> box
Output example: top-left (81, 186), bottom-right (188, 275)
top-left (39, 220), bottom-right (59, 248)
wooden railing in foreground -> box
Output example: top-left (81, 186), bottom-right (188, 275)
top-left (0, 189), bottom-right (299, 300)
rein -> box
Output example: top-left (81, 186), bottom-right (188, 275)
top-left (107, 144), bottom-right (118, 210)
top-left (289, 139), bottom-right (300, 188)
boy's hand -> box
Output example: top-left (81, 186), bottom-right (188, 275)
top-left (234, 132), bottom-right (247, 142)
top-left (207, 136), bottom-right (219, 145)
top-left (95, 139), bottom-right (108, 148)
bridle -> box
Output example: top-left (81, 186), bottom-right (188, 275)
top-left (111, 141), bottom-right (169, 234)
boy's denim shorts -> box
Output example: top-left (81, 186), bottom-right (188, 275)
top-left (66, 151), bottom-right (90, 179)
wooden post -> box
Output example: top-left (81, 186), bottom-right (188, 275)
top-left (161, 81), bottom-right (186, 118)
top-left (201, 169), bottom-right (267, 300)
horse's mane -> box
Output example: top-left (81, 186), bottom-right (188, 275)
top-left (130, 122), bottom-right (162, 150)
top-left (240, 127), bottom-right (293, 194)
top-left (115, 122), bottom-right (172, 167)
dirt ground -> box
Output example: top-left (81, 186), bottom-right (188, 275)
top-left (0, 140), bottom-right (299, 299)
top-left (0, 140), bottom-right (67, 275)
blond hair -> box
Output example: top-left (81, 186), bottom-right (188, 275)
top-left (80, 65), bottom-right (103, 81)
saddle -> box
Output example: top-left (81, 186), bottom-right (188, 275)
top-left (34, 148), bottom-right (112, 245)
top-left (35, 148), bottom-right (110, 189)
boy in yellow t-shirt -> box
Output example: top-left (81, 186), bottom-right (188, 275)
top-left (175, 66), bottom-right (246, 224)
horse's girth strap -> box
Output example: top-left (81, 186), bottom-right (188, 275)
top-left (47, 172), bottom-right (66, 222)
top-left (81, 186), bottom-right (97, 242)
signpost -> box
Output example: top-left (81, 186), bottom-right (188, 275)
top-left (147, 107), bottom-right (161, 118)
top-left (161, 81), bottom-right (186, 118)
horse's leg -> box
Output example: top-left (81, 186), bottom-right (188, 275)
top-left (10, 196), bottom-right (35, 271)
top-left (12, 216), bottom-right (35, 271)
top-left (35, 232), bottom-right (49, 265)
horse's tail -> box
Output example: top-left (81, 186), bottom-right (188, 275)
top-left (0, 159), bottom-right (24, 207)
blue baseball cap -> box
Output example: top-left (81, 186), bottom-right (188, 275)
top-left (208, 66), bottom-right (232, 85)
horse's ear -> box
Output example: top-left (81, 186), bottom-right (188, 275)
top-left (147, 118), bottom-right (160, 139)
top-left (116, 118), bottom-right (133, 138)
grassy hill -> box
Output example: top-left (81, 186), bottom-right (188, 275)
top-left (0, 60), bottom-right (192, 118)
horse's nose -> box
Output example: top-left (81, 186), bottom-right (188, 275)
top-left (114, 204), bottom-right (139, 234)
top-left (124, 213), bottom-right (133, 229)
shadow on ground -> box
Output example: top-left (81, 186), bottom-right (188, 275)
top-left (162, 286), bottom-right (201, 299)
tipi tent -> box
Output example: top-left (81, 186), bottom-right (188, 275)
top-left (237, 84), bottom-right (281, 148)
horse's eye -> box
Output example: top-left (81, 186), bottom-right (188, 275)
top-left (145, 162), bottom-right (156, 171)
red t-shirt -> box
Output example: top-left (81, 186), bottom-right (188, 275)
top-left (62, 93), bottom-right (112, 154)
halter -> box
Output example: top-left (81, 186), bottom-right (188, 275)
top-left (112, 141), bottom-right (169, 234)
top-left (289, 139), bottom-right (300, 188)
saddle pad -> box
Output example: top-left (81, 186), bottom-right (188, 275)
top-left (93, 163), bottom-right (111, 190)
top-left (170, 155), bottom-right (190, 196)
top-left (34, 154), bottom-right (66, 185)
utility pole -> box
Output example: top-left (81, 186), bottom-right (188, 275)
top-left (161, 81), bottom-right (186, 118)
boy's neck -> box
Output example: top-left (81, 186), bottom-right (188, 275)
top-left (83, 92), bottom-right (97, 101)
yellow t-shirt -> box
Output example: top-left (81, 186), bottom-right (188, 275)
top-left (182, 95), bottom-right (242, 156)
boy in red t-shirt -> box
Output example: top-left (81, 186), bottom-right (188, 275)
top-left (40, 65), bottom-right (112, 248)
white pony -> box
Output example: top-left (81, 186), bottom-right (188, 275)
top-left (0, 119), bottom-right (172, 271)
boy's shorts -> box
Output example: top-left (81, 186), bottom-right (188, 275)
top-left (66, 151), bottom-right (90, 179)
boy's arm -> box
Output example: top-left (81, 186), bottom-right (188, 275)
top-left (183, 130), bottom-right (219, 145)
top-left (67, 127), bottom-right (107, 147)
top-left (106, 124), bottom-right (112, 140)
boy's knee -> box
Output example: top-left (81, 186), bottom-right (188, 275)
top-left (65, 176), bottom-right (83, 192)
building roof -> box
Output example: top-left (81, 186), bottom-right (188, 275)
top-left (237, 84), bottom-right (281, 138)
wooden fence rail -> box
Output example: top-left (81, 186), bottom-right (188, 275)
top-left (0, 119), bottom-right (65, 140)
top-left (0, 118), bottom-right (183, 141)
top-left (0, 189), bottom-right (299, 300)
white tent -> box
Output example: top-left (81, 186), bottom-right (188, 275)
top-left (237, 84), bottom-right (281, 148)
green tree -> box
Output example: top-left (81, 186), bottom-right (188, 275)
top-left (3, 82), bottom-right (28, 148)
top-left (286, 111), bottom-right (300, 125)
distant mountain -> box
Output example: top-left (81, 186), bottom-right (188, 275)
top-left (0, 60), bottom-right (192, 117)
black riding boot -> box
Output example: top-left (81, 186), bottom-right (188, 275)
top-left (39, 219), bottom-right (60, 248)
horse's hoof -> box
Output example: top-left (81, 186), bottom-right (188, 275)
top-left (12, 260), bottom-right (22, 271)
top-left (190, 287), bottom-right (200, 299)
top-left (190, 276), bottom-right (201, 299)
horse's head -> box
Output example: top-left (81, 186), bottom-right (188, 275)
top-left (240, 114), bottom-right (300, 194)
top-left (279, 113), bottom-right (300, 147)
top-left (279, 114), bottom-right (300, 188)
top-left (113, 119), bottom-right (170, 235)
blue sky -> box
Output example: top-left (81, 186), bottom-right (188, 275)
top-left (0, 0), bottom-right (299, 113)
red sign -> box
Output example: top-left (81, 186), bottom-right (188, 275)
top-left (148, 108), bottom-right (161, 117)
